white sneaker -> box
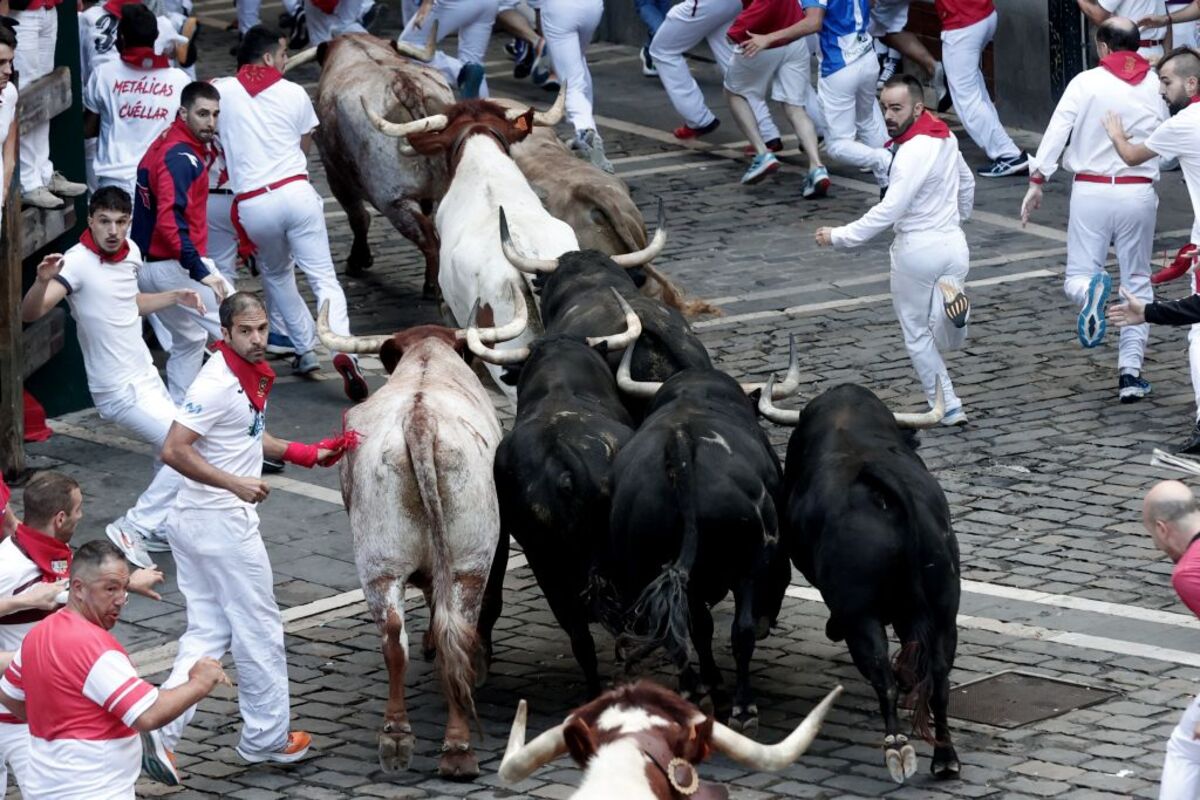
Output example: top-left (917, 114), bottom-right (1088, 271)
top-left (22, 187), bottom-right (64, 209)
top-left (105, 517), bottom-right (155, 569)
top-left (48, 172), bottom-right (87, 197)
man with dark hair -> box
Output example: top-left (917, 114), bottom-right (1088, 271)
top-left (157, 291), bottom-right (348, 767)
top-left (1021, 16), bottom-right (1166, 403)
top-left (0, 539), bottom-right (226, 796)
top-left (215, 26), bottom-right (369, 401)
top-left (133, 80), bottom-right (232, 404)
top-left (815, 73), bottom-right (975, 425)
top-left (19, 187), bottom-right (207, 570)
top-left (83, 3), bottom-right (191, 200)
top-left (0, 472), bottom-right (165, 792)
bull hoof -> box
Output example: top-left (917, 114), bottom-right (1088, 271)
top-left (754, 616), bottom-right (772, 641)
top-left (378, 725), bottom-right (415, 773)
top-left (931, 745), bottom-right (961, 779)
top-left (437, 741), bottom-right (479, 780)
top-left (728, 704), bottom-right (758, 736)
top-left (883, 735), bottom-right (917, 784)
top-left (346, 252), bottom-right (373, 277)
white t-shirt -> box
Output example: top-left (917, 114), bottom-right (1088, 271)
top-left (174, 349), bottom-right (266, 509)
top-left (211, 75), bottom-right (317, 194)
top-left (1148, 103), bottom-right (1200, 244)
top-left (56, 238), bottom-right (158, 395)
top-left (83, 60), bottom-right (190, 187)
top-left (0, 83), bottom-right (17, 220)
top-left (79, 7), bottom-right (191, 85)
top-left (0, 536), bottom-right (43, 727)
top-left (1099, 0), bottom-right (1167, 44)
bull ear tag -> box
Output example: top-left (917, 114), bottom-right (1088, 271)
top-left (668, 758), bottom-right (700, 796)
top-left (514, 115), bottom-right (529, 132)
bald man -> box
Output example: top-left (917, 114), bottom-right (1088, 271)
top-left (1142, 480), bottom-right (1200, 798)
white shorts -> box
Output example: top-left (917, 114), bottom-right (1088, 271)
top-left (724, 37), bottom-right (810, 107)
top-left (868, 0), bottom-right (909, 36)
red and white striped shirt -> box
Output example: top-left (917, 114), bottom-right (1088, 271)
top-left (0, 608), bottom-right (159, 800)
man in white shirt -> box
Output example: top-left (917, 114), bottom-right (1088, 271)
top-left (214, 26), bottom-right (369, 401)
top-left (397, 0), bottom-right (497, 96)
top-left (1021, 17), bottom-right (1166, 403)
top-left (1106, 47), bottom-right (1200, 452)
top-left (815, 74), bottom-right (974, 424)
top-left (19, 187), bottom-right (207, 569)
top-left (1078, 0), bottom-right (1170, 59)
top-left (157, 292), bottom-right (347, 767)
top-left (0, 25), bottom-right (19, 231)
top-left (0, 540), bottom-right (227, 798)
top-left (83, 5), bottom-right (191, 201)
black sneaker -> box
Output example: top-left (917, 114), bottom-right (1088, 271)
top-left (1118, 372), bottom-right (1152, 403)
top-left (1177, 420), bottom-right (1200, 455)
top-left (977, 151), bottom-right (1029, 178)
top-left (514, 37), bottom-right (539, 79)
top-left (640, 45), bottom-right (657, 77)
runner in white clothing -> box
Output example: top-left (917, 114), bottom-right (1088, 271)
top-left (1021, 18), bottom-right (1166, 402)
top-left (397, 0), bottom-right (498, 95)
top-left (815, 75), bottom-right (974, 424)
top-left (215, 26), bottom-right (369, 401)
top-left (1078, 0), bottom-right (1170, 59)
top-left (18, 188), bottom-right (206, 569)
top-left (0, 27), bottom-right (19, 232)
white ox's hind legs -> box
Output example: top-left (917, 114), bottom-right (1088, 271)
top-left (364, 575), bottom-right (416, 773)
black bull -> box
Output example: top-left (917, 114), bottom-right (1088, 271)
top-left (781, 383), bottom-right (961, 782)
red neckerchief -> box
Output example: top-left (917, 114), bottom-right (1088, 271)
top-left (79, 229), bottom-right (131, 263)
top-left (101, 0), bottom-right (124, 16)
top-left (1191, 95), bottom-right (1200, 105)
top-left (236, 64), bottom-right (283, 97)
top-left (12, 523), bottom-right (71, 582)
top-left (885, 110), bottom-right (951, 148)
top-left (120, 45), bottom-right (170, 69)
top-left (213, 341), bottom-right (275, 411)
top-left (1099, 51), bottom-right (1151, 86)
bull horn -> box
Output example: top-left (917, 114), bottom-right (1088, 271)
top-left (611, 198), bottom-right (667, 268)
top-left (393, 19), bottom-right (438, 62)
top-left (359, 97), bottom-right (418, 156)
top-left (892, 379), bottom-right (946, 429)
top-left (616, 328), bottom-right (662, 399)
top-left (316, 301), bottom-right (392, 353)
top-left (757, 375), bottom-right (801, 426)
top-left (498, 700), bottom-right (569, 784)
top-left (362, 98), bottom-right (448, 139)
top-left (503, 80), bottom-right (566, 126)
top-left (282, 46), bottom-right (318, 74)
top-left (499, 207), bottom-right (558, 274)
top-left (463, 286), bottom-right (531, 364)
top-left (585, 290), bottom-right (642, 351)
top-left (711, 685), bottom-right (842, 771)
top-left (742, 334), bottom-right (801, 399)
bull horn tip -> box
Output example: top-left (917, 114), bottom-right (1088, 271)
top-left (655, 196), bottom-right (665, 229)
top-left (468, 299), bottom-right (481, 327)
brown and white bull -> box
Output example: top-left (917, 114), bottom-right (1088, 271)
top-left (315, 294), bottom-right (524, 780)
top-left (285, 31), bottom-right (451, 298)
top-left (498, 682), bottom-right (842, 799)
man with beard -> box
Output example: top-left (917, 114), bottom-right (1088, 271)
top-left (153, 292), bottom-right (349, 771)
top-left (1105, 48), bottom-right (1200, 451)
top-left (133, 81), bottom-right (235, 404)
top-left (814, 74), bottom-right (975, 425)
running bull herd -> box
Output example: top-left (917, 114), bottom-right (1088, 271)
top-left (288, 33), bottom-right (963, 797)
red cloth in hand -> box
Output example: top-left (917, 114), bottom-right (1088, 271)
top-left (283, 441), bottom-right (319, 468)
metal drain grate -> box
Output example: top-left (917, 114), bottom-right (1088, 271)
top-left (943, 670), bottom-right (1119, 729)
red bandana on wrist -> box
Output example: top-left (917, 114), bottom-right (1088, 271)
top-left (120, 46), bottom-right (170, 70)
top-left (884, 110), bottom-right (951, 148)
top-left (13, 523), bottom-right (71, 582)
top-left (236, 65), bottom-right (284, 97)
top-left (79, 229), bottom-right (131, 263)
top-left (1099, 51), bottom-right (1151, 86)
top-left (213, 341), bottom-right (276, 411)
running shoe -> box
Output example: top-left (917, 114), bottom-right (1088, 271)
top-left (1077, 271), bottom-right (1111, 348)
top-left (292, 351), bottom-right (320, 375)
top-left (576, 129), bottom-right (614, 173)
top-left (938, 280), bottom-right (970, 328)
top-left (456, 63), bottom-right (485, 99)
top-left (876, 55), bottom-right (900, 89)
top-left (742, 138), bottom-right (783, 155)
top-left (674, 118), bottom-right (720, 139)
top-left (237, 731), bottom-right (312, 764)
top-left (1118, 372), bottom-right (1152, 403)
top-left (105, 517), bottom-right (154, 570)
top-left (262, 458), bottom-right (285, 474)
top-left (640, 45), bottom-right (657, 77)
top-left (802, 165), bottom-right (830, 199)
top-left (1176, 419), bottom-right (1200, 455)
top-left (141, 730), bottom-right (181, 786)
top-left (977, 151), bottom-right (1029, 178)
top-left (505, 39), bottom-right (525, 59)
top-left (741, 152), bottom-right (779, 185)
top-left (941, 405), bottom-right (969, 426)
top-left (142, 532), bottom-right (172, 554)
top-left (514, 38), bottom-right (540, 79)
top-left (266, 332), bottom-right (296, 356)
top-left (333, 353), bottom-right (370, 402)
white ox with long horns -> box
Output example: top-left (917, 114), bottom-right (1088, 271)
top-left (499, 682), bottom-right (843, 799)
top-left (363, 90), bottom-right (578, 400)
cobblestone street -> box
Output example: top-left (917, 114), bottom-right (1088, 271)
top-left (13, 3), bottom-right (1200, 797)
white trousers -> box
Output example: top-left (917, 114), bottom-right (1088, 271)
top-left (1062, 181), bottom-right (1156, 373)
top-left (0, 722), bottom-right (29, 790)
top-left (207, 192), bottom-right (240, 285)
top-left (399, 0), bottom-right (498, 96)
top-left (542, 0), bottom-right (603, 133)
top-left (14, 8), bottom-right (57, 193)
top-left (1172, 18), bottom-right (1199, 49)
top-left (92, 370), bottom-right (183, 536)
top-left (238, 0), bottom-right (260, 33)
top-left (137, 260), bottom-right (230, 403)
top-left (160, 506), bottom-right (291, 754)
top-left (890, 229), bottom-right (968, 411)
top-left (305, 0), bottom-right (368, 44)
top-left (1162, 693), bottom-right (1200, 799)
top-left (236, 180), bottom-right (351, 356)
top-left (648, 0), bottom-right (780, 140)
top-left (940, 12), bottom-right (1019, 161)
top-left (818, 54), bottom-right (890, 186)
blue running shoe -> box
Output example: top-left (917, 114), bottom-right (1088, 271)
top-left (457, 63), bottom-right (485, 99)
top-left (1077, 271), bottom-right (1111, 348)
top-left (267, 332), bottom-right (295, 355)
top-left (1118, 372), bottom-right (1152, 403)
top-left (741, 152), bottom-right (779, 185)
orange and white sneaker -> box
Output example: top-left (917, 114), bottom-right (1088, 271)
top-left (141, 729), bottom-right (181, 786)
top-left (236, 731), bottom-right (312, 764)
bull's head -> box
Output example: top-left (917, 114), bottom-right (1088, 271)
top-left (500, 199), bottom-right (668, 275)
top-left (314, 286), bottom-right (528, 373)
top-left (499, 682), bottom-right (842, 797)
top-left (757, 373), bottom-right (947, 429)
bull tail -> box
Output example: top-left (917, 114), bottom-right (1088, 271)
top-left (404, 414), bottom-right (480, 732)
top-left (623, 429), bottom-right (699, 669)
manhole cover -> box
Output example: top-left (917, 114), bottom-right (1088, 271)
top-left (944, 670), bottom-right (1119, 728)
